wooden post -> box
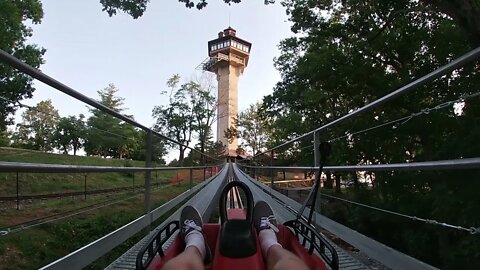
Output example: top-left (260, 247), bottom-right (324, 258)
top-left (16, 172), bottom-right (19, 210)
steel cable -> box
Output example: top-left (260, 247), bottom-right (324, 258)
top-left (320, 193), bottom-right (480, 235)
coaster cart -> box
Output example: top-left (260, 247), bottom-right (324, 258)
top-left (136, 143), bottom-right (338, 270)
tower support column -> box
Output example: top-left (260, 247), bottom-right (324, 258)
top-left (216, 64), bottom-right (242, 155)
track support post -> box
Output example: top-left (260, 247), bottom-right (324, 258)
top-left (253, 156), bottom-right (256, 179)
top-left (16, 171), bottom-right (19, 210)
top-left (270, 150), bottom-right (275, 194)
top-left (313, 131), bottom-right (321, 214)
top-left (189, 168), bottom-right (193, 190)
top-left (145, 130), bottom-right (153, 227)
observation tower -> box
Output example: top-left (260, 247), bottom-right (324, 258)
top-left (201, 27), bottom-right (251, 157)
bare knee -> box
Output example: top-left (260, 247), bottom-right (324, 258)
top-left (267, 245), bottom-right (309, 270)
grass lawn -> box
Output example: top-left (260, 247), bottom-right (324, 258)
top-left (0, 147), bottom-right (196, 195)
top-left (0, 182), bottom-right (198, 269)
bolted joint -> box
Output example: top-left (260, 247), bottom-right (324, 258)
top-left (469, 227), bottom-right (480, 235)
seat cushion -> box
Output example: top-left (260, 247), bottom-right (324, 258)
top-left (219, 220), bottom-right (257, 257)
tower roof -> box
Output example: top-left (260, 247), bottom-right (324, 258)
top-left (224, 27), bottom-right (236, 37)
top-left (207, 27), bottom-right (252, 55)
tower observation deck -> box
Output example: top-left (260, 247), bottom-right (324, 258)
top-left (202, 27), bottom-right (251, 157)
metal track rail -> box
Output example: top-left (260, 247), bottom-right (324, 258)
top-left (41, 166), bottom-right (226, 270)
top-left (231, 165), bottom-right (367, 270)
top-left (0, 183), bottom-right (166, 201)
top-left (105, 165), bottom-right (229, 269)
top-left (108, 163), bottom-right (436, 270)
top-left (234, 164), bottom-right (438, 270)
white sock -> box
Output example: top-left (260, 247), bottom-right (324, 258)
top-left (185, 230), bottom-right (206, 259)
top-left (259, 229), bottom-right (282, 256)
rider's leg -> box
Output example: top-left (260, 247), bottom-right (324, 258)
top-left (265, 244), bottom-right (309, 270)
top-left (254, 201), bottom-right (309, 270)
top-left (162, 246), bottom-right (204, 270)
top-left (162, 205), bottom-right (211, 270)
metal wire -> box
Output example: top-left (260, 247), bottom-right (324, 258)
top-left (0, 95), bottom-right (133, 140)
top-left (0, 186), bottom-right (162, 236)
top-left (0, 51), bottom-right (220, 162)
top-left (253, 46), bottom-right (480, 157)
top-left (329, 91), bottom-right (480, 142)
top-left (0, 95), bottom-right (221, 161)
top-left (320, 193), bottom-right (480, 235)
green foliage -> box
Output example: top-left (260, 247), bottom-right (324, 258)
top-left (265, 0), bottom-right (480, 268)
top-left (99, 0), bottom-right (149, 18)
top-left (11, 100), bottom-right (59, 151)
top-left (190, 74), bottom-right (217, 157)
top-left (127, 131), bottom-right (167, 164)
top-left (236, 102), bottom-right (271, 155)
top-left (0, 129), bottom-right (11, 147)
top-left (152, 74), bottom-right (216, 165)
top-left (96, 0), bottom-right (480, 47)
top-left (0, 0), bottom-right (45, 131)
top-left (0, 184), bottom-right (190, 269)
top-left (0, 147), bottom-right (152, 195)
top-left (84, 84), bottom-right (139, 159)
top-left (52, 114), bottom-right (86, 155)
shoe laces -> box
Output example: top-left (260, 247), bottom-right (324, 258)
top-left (183, 219), bottom-right (202, 233)
top-left (260, 215), bottom-right (279, 233)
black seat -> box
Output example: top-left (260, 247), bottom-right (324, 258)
top-left (219, 219), bottom-right (257, 258)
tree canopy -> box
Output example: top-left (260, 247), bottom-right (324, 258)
top-left (98, 0), bottom-right (479, 47)
top-left (84, 84), bottom-right (138, 158)
top-left (232, 102), bottom-right (271, 156)
top-left (0, 0), bottom-right (45, 133)
top-left (152, 74), bottom-right (216, 165)
top-left (12, 99), bottom-right (59, 151)
top-left (260, 0), bottom-right (480, 268)
top-left (52, 114), bottom-right (86, 155)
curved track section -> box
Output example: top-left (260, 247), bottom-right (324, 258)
top-left (106, 165), bottom-right (228, 270)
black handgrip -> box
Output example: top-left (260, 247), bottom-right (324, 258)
top-left (219, 181), bottom-right (254, 224)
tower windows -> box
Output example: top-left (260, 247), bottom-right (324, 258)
top-left (210, 39), bottom-right (249, 53)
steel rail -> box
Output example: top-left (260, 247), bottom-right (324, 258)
top-left (320, 193), bottom-right (480, 235)
top-left (0, 49), bottom-right (219, 162)
top-left (238, 157), bottom-right (480, 171)
top-left (0, 184), bottom-right (172, 234)
top-left (0, 182), bottom-right (168, 201)
top-left (40, 165), bottom-right (226, 270)
top-left (106, 164), bottom-right (229, 270)
top-left (233, 165), bottom-right (438, 270)
top-left (254, 46), bottom-right (480, 157)
top-left (0, 161), bottom-right (221, 173)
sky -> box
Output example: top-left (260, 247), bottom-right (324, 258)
top-left (20, 0), bottom-right (292, 135)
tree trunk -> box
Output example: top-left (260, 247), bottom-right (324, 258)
top-left (353, 173), bottom-right (360, 189)
top-left (179, 146), bottom-right (185, 166)
top-left (333, 173), bottom-right (340, 190)
top-left (335, 174), bottom-right (341, 193)
top-left (325, 171), bottom-right (333, 189)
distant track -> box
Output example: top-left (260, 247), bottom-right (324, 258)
top-left (0, 182), bottom-right (170, 202)
top-left (0, 182), bottom-right (176, 235)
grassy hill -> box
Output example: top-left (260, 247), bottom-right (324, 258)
top-left (0, 147), bottom-right (174, 196)
top-left (0, 147), bottom-right (146, 166)
top-left (0, 147), bottom-right (207, 269)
